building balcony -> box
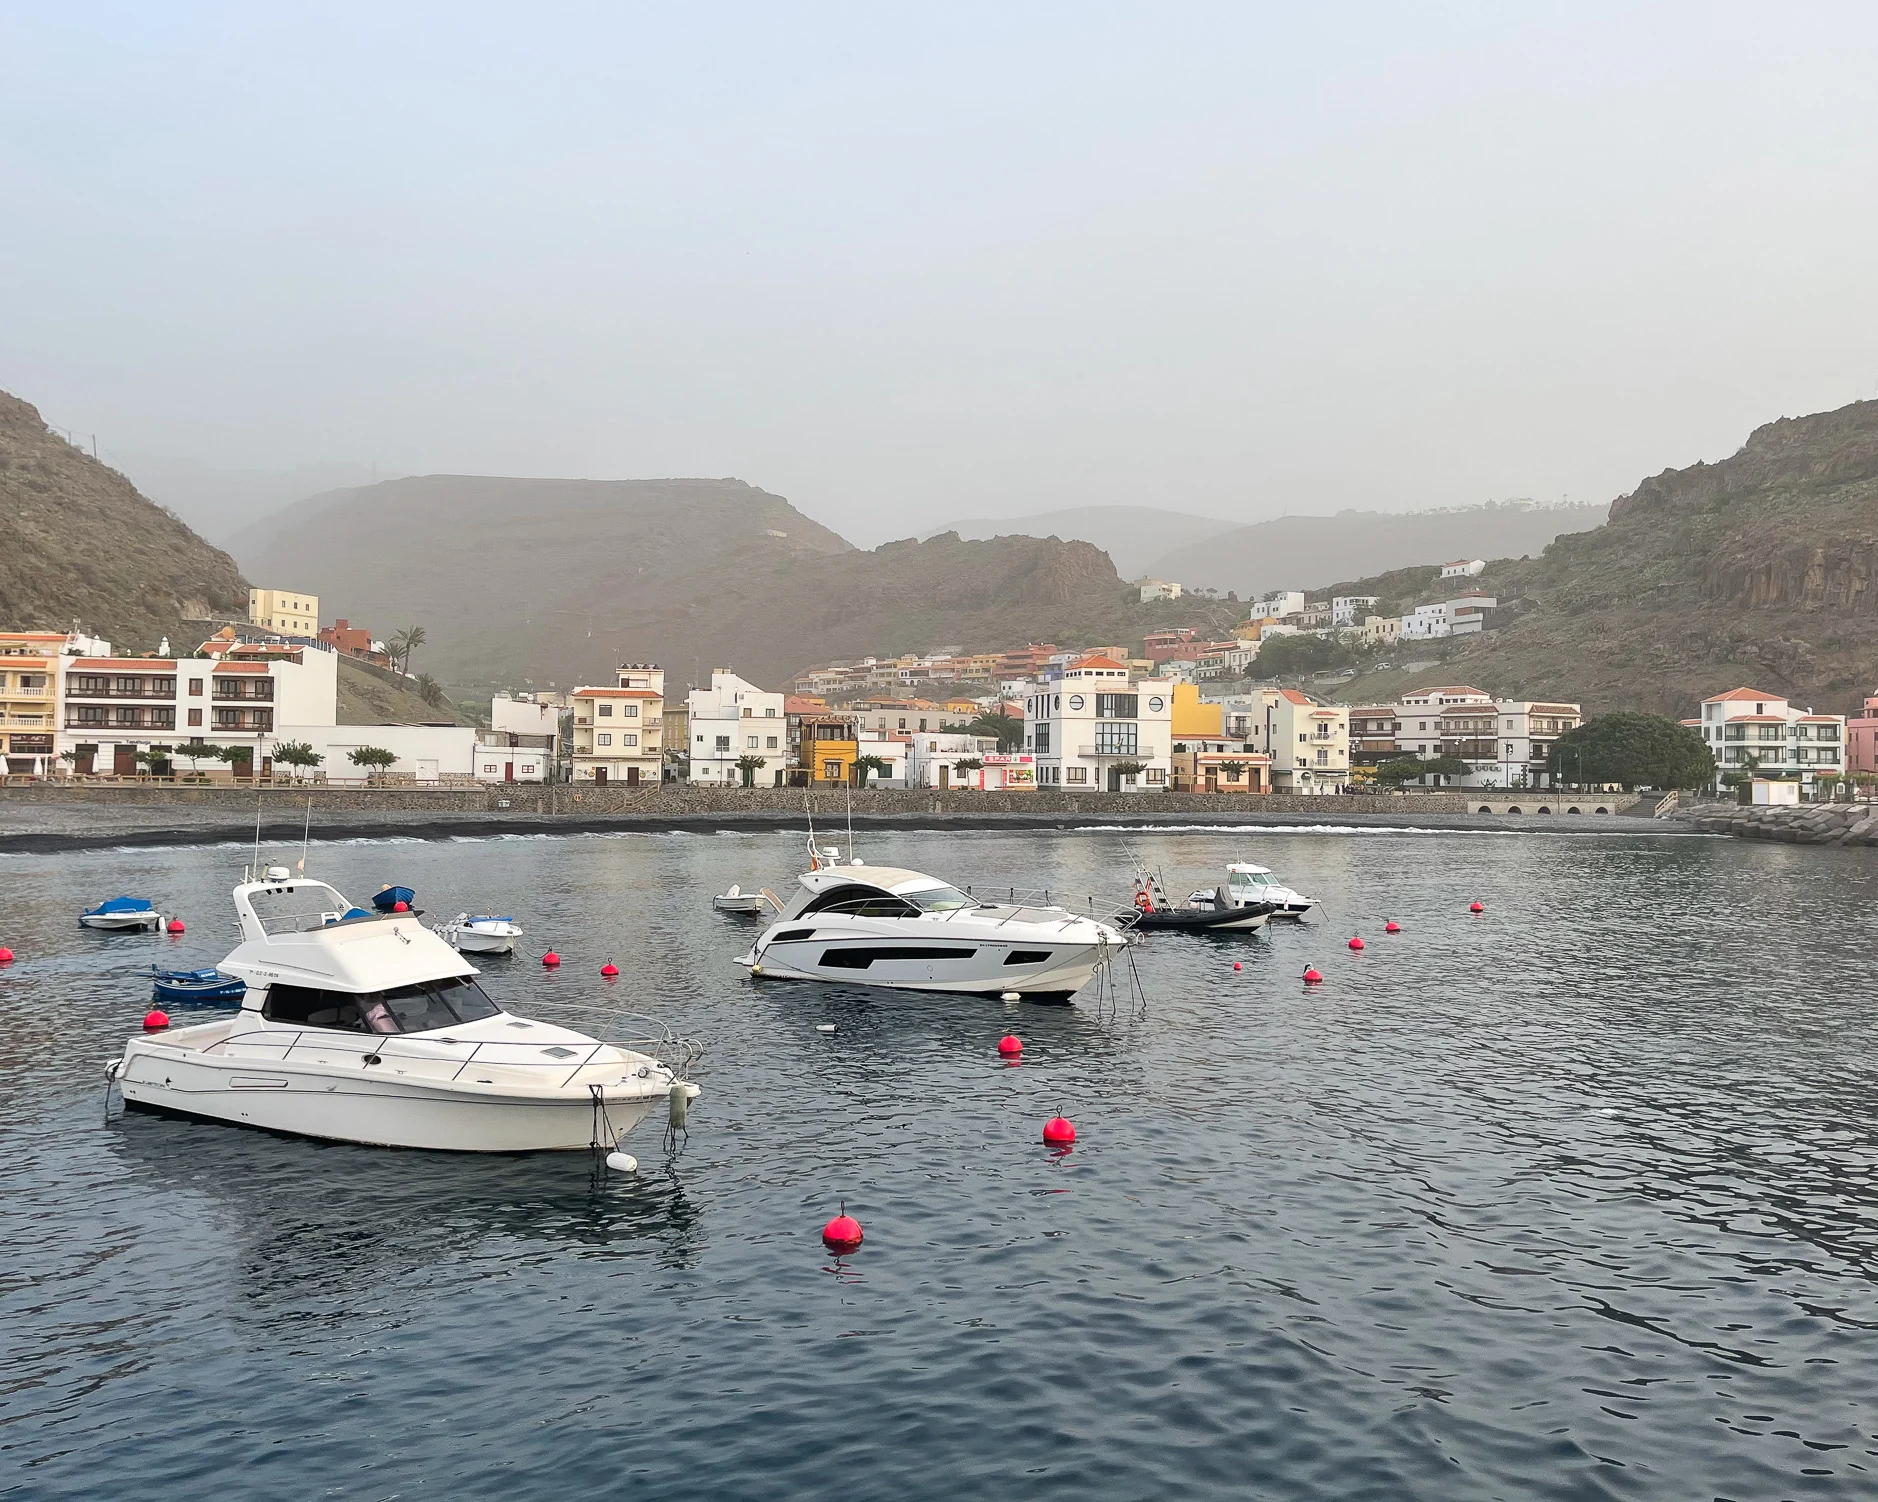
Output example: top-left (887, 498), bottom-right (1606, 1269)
top-left (64, 689), bottom-right (178, 701)
top-left (212, 709), bottom-right (274, 732)
top-left (213, 684), bottom-right (275, 701)
top-left (1076, 745), bottom-right (1158, 759)
top-left (66, 711), bottom-right (177, 731)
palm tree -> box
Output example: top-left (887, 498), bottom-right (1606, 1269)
top-left (414, 672), bottom-right (447, 709)
top-left (735, 753), bottom-right (768, 788)
top-left (851, 754), bottom-right (892, 788)
top-left (390, 625), bottom-right (427, 675)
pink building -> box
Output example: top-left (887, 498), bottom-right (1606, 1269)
top-left (1848, 692), bottom-right (1878, 778)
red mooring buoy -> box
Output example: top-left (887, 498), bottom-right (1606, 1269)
top-left (601, 961), bottom-right (619, 978)
top-left (0, 946), bottom-right (14, 964)
top-left (1348, 936), bottom-right (1365, 951)
top-left (822, 1206), bottom-right (864, 1252)
top-left (1302, 966), bottom-right (1324, 984)
top-left (542, 950), bottom-right (561, 967)
top-left (997, 1034), bottom-right (1022, 1056)
top-left (1470, 901), bottom-right (1485, 914)
top-left (1384, 920), bottom-right (1400, 933)
top-left (392, 900), bottom-right (409, 912)
top-left (143, 1009), bottom-right (170, 1030)
top-left (1232, 960), bottom-right (1243, 971)
top-left (167, 917), bottom-right (185, 935)
top-left (1043, 1115), bottom-right (1077, 1145)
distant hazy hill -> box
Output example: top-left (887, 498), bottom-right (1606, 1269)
top-left (925, 506), bottom-right (1237, 578)
top-left (110, 452), bottom-right (385, 549)
top-left (0, 390), bottom-right (248, 649)
top-left (237, 478), bottom-right (1201, 690)
top-left (1145, 504), bottom-right (1610, 596)
top-left (1321, 400), bottom-right (1878, 715)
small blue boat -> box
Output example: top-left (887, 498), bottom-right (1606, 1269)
top-left (371, 886), bottom-right (417, 912)
top-left (80, 896), bottom-right (161, 932)
top-left (150, 966), bottom-right (248, 1004)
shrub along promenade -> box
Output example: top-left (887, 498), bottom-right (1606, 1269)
top-left (0, 781), bottom-right (1551, 854)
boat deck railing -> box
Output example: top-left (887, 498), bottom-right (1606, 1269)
top-left (958, 885), bottom-right (1137, 927)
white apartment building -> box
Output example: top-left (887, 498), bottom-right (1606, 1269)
top-left (478, 696), bottom-right (560, 783)
top-left (1389, 687), bottom-right (1581, 787)
top-left (1229, 688), bottom-right (1349, 793)
top-left (1253, 590), bottom-right (1306, 619)
top-left (248, 587), bottom-right (320, 637)
top-left (1401, 594), bottom-right (1498, 639)
top-left (854, 729), bottom-right (911, 787)
top-left (1440, 559), bottom-right (1487, 578)
top-left (905, 730), bottom-right (1002, 789)
top-left (1331, 596), bottom-right (1379, 627)
top-left (1023, 655), bottom-right (1175, 791)
top-left (59, 638), bottom-right (339, 777)
top-left (1355, 616), bottom-right (1401, 649)
top-left (688, 669), bottom-right (786, 784)
top-left (571, 664), bottom-right (665, 784)
top-left (275, 723), bottom-right (478, 783)
top-left (1138, 579), bottom-right (1183, 602)
top-left (1696, 687), bottom-right (1845, 793)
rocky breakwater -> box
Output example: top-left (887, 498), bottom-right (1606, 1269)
top-left (1693, 802), bottom-right (1878, 847)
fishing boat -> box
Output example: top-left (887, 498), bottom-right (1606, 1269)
top-left (436, 914), bottom-right (525, 955)
top-left (712, 885), bottom-right (767, 914)
top-left (150, 966), bottom-right (248, 1005)
top-left (371, 885), bottom-right (418, 913)
top-left (739, 838), bottom-right (1127, 1001)
top-left (79, 897), bottom-right (162, 932)
top-left (109, 867), bottom-right (699, 1154)
top-left (1132, 871), bottom-right (1274, 932)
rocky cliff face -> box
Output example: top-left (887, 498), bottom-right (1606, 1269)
top-left (0, 390), bottom-right (248, 649)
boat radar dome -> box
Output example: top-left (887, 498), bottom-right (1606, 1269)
top-left (265, 866), bottom-right (290, 881)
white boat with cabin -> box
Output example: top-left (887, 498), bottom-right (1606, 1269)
top-left (436, 913), bottom-right (525, 954)
top-left (111, 869), bottom-right (697, 1153)
top-left (739, 846), bottom-right (1127, 1001)
top-left (1215, 862), bottom-right (1316, 921)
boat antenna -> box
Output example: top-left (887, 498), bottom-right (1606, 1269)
top-left (249, 793), bottom-right (263, 882)
top-left (297, 796), bottom-right (312, 874)
top-left (805, 792), bottom-right (819, 869)
top-left (845, 780), bottom-right (855, 861)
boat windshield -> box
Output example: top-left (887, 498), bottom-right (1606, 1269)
top-left (902, 884), bottom-right (976, 912)
top-left (1228, 871), bottom-right (1279, 888)
top-left (264, 976), bottom-right (504, 1034)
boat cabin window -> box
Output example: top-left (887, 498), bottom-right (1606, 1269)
top-left (1228, 871), bottom-right (1278, 889)
top-left (798, 885), bottom-right (922, 919)
top-left (247, 882), bottom-right (358, 934)
top-left (264, 977), bottom-right (503, 1034)
top-left (902, 884), bottom-right (976, 912)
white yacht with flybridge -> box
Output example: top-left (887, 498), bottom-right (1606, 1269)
top-left (738, 838), bottom-right (1128, 1001)
top-left (110, 867), bottom-right (697, 1156)
top-left (1212, 862), bottom-right (1317, 921)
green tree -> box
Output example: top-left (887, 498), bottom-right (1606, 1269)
top-left (413, 672), bottom-right (447, 709)
top-left (1254, 633), bottom-right (1357, 678)
top-left (1547, 713), bottom-right (1715, 790)
top-left (390, 625), bottom-right (427, 675)
top-left (954, 756), bottom-right (984, 772)
top-left (851, 754), bottom-right (892, 788)
top-left (735, 752), bottom-right (768, 788)
top-left (962, 711), bottom-right (1023, 752)
top-left (273, 740), bottom-right (324, 780)
top-left (348, 745), bottom-right (399, 779)
top-left (1375, 755), bottom-right (1469, 786)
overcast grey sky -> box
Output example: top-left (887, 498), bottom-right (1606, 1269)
top-left (4, 2), bottom-right (1876, 545)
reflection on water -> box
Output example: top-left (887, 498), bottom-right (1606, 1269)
top-left (3, 825), bottom-right (1878, 1499)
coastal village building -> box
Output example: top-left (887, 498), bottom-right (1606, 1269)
top-left (477, 694), bottom-right (561, 783)
top-left (0, 630), bottom-right (72, 776)
top-left (687, 670), bottom-right (786, 785)
top-left (1694, 687), bottom-right (1845, 794)
top-left (905, 730), bottom-right (1003, 789)
top-left (1331, 596), bottom-right (1379, 627)
top-left (1401, 594), bottom-right (1498, 639)
top-left (317, 618), bottom-right (392, 668)
top-left (1383, 688), bottom-right (1581, 787)
top-left (1137, 579), bottom-right (1183, 603)
top-left (570, 664), bottom-right (664, 785)
top-left (1167, 683), bottom-right (1273, 793)
top-left (1441, 559), bottom-right (1487, 578)
top-left (788, 701), bottom-right (858, 787)
top-left (1206, 690), bottom-right (1349, 793)
top-left (1022, 654), bottom-right (1175, 791)
top-left (1848, 693), bottom-right (1878, 780)
top-left (1347, 706), bottom-right (1400, 768)
top-left (248, 587), bottom-right (320, 638)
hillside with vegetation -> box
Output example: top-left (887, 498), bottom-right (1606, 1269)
top-left (0, 390), bottom-right (248, 649)
top-left (237, 478), bottom-right (1205, 691)
top-left (1315, 399), bottom-right (1878, 715)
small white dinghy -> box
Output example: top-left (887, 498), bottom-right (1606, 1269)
top-left (712, 884), bottom-right (767, 914)
top-left (109, 868), bottom-right (698, 1154)
top-left (437, 913), bottom-right (525, 954)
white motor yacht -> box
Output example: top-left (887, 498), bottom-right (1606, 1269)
top-left (111, 869), bottom-right (698, 1154)
top-left (436, 913), bottom-right (525, 955)
top-left (739, 853), bottom-right (1127, 1001)
top-left (80, 896), bottom-right (163, 932)
top-left (1217, 862), bottom-right (1316, 921)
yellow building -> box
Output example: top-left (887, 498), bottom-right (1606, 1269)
top-left (249, 587), bottom-right (320, 637)
top-left (0, 631), bottom-right (65, 775)
top-left (1170, 682), bottom-right (1224, 740)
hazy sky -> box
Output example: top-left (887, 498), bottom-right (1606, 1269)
top-left (4, 3), bottom-right (1877, 545)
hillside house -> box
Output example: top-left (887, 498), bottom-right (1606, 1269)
top-left (570, 664), bottom-right (664, 785)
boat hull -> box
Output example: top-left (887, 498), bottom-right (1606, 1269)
top-left (448, 932), bottom-right (516, 954)
top-left (81, 913), bottom-right (161, 931)
top-left (116, 1041), bottom-right (670, 1152)
top-left (748, 933), bottom-right (1110, 999)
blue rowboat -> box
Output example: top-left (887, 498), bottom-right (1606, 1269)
top-left (149, 966), bottom-right (248, 1005)
top-left (371, 886), bottom-right (417, 912)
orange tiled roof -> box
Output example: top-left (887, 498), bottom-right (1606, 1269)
top-left (1704, 687), bottom-right (1776, 702)
top-left (1071, 654), bottom-right (1128, 670)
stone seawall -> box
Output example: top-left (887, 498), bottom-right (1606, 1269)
top-left (1692, 802), bottom-right (1878, 847)
top-left (0, 783), bottom-right (1466, 818)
